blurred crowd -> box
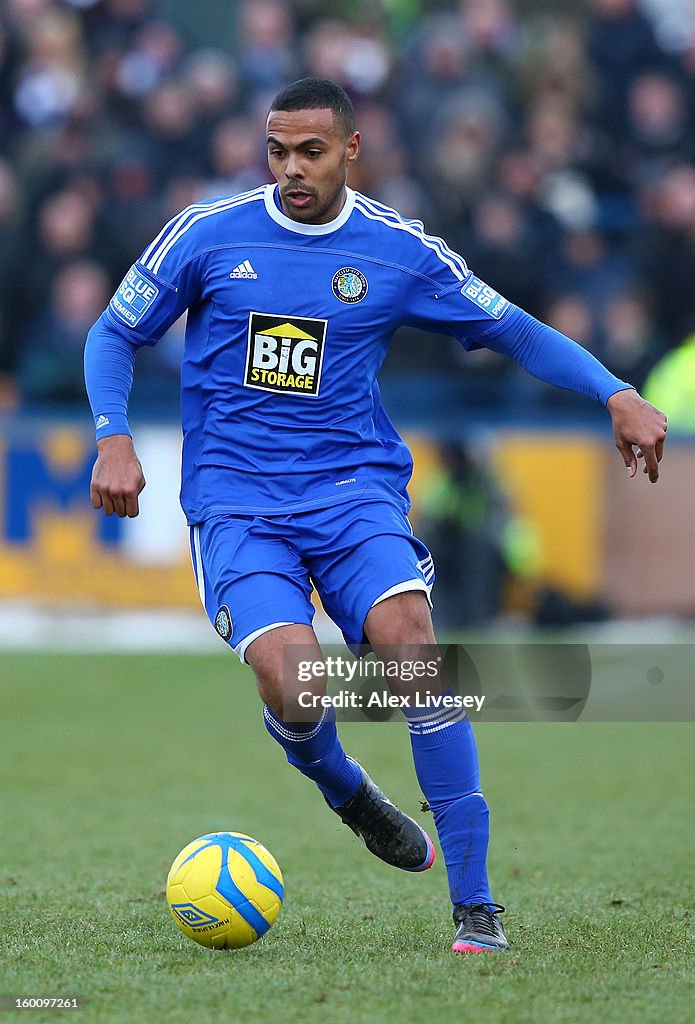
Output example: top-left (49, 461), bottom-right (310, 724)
top-left (1, 0), bottom-right (695, 413)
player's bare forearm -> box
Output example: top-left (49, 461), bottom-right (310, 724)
top-left (90, 434), bottom-right (146, 517)
top-left (606, 389), bottom-right (667, 483)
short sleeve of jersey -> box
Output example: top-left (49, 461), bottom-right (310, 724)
top-left (105, 213), bottom-right (203, 346)
top-left (402, 241), bottom-right (514, 350)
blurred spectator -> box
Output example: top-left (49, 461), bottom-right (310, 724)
top-left (460, 0), bottom-right (519, 67)
top-left (395, 16), bottom-right (470, 149)
top-left (17, 260), bottom-right (110, 402)
top-left (238, 0), bottom-right (296, 99)
top-left (625, 72), bottom-right (693, 166)
top-left (304, 18), bottom-right (391, 97)
top-left (636, 0), bottom-right (693, 54)
top-left (12, 6), bottom-right (85, 127)
top-left (115, 19), bottom-right (183, 99)
top-left (139, 81), bottom-right (201, 185)
top-left (636, 163), bottom-right (695, 338)
top-left (518, 17), bottom-right (596, 110)
top-left (586, 0), bottom-right (665, 131)
top-left (35, 188), bottom-right (100, 273)
top-left (348, 103), bottom-right (428, 212)
top-left (599, 290), bottom-right (664, 388)
top-left (100, 148), bottom-right (162, 268)
top-left (545, 293), bottom-right (596, 353)
top-left (184, 49), bottom-right (240, 157)
top-left (466, 192), bottom-right (542, 311)
top-left (0, 159), bottom-right (25, 395)
top-left (494, 148), bottom-right (564, 264)
top-left (549, 229), bottom-right (633, 306)
top-left (81, 0), bottom-right (156, 55)
top-left (428, 87), bottom-right (507, 219)
top-left (204, 117), bottom-right (266, 198)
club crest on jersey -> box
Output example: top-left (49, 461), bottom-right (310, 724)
top-left (214, 605), bottom-right (232, 641)
top-left (332, 267), bottom-right (368, 304)
top-left (245, 312), bottom-right (327, 397)
top-left (109, 265), bottom-right (159, 327)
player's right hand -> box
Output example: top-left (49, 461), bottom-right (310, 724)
top-left (90, 434), bottom-right (146, 517)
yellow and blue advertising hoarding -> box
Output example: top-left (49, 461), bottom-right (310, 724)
top-left (0, 419), bottom-right (690, 615)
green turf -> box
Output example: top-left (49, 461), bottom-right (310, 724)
top-left (1, 654), bottom-right (692, 1024)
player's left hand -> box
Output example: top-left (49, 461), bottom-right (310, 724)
top-left (606, 388), bottom-right (667, 483)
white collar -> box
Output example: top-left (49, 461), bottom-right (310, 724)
top-left (263, 184), bottom-right (355, 235)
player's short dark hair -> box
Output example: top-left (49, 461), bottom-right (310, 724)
top-left (269, 78), bottom-right (355, 138)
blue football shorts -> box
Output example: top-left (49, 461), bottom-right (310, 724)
top-left (189, 499), bottom-right (435, 662)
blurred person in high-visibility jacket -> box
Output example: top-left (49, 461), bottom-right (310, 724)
top-left (643, 333), bottom-right (695, 431)
top-left (419, 440), bottom-right (540, 629)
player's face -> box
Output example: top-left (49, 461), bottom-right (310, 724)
top-left (266, 108), bottom-right (360, 224)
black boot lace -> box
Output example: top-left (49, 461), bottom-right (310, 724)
top-left (455, 903), bottom-right (506, 936)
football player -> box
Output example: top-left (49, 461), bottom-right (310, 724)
top-left (85, 78), bottom-right (667, 954)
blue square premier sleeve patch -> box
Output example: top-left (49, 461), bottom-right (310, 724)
top-left (460, 275), bottom-right (509, 319)
top-left (109, 265), bottom-right (160, 327)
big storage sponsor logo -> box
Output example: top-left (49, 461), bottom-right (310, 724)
top-left (244, 312), bottom-right (327, 397)
top-left (109, 265), bottom-right (159, 327)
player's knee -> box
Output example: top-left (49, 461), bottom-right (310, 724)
top-left (365, 590), bottom-right (435, 647)
top-left (254, 668), bottom-right (285, 718)
top-left (254, 664), bottom-right (327, 725)
top-left (246, 623), bottom-right (323, 720)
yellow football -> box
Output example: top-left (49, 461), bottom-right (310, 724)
top-left (166, 831), bottom-right (284, 949)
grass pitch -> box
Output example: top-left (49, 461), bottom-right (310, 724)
top-left (1, 653), bottom-right (692, 1024)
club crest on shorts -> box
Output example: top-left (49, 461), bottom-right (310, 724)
top-left (245, 312), bottom-right (327, 397)
top-left (332, 267), bottom-right (368, 304)
top-left (214, 605), bottom-right (233, 641)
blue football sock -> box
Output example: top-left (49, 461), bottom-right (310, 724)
top-left (406, 701), bottom-right (494, 908)
top-left (263, 705), bottom-right (362, 808)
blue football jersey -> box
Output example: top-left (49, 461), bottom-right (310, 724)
top-left (96, 184), bottom-right (515, 522)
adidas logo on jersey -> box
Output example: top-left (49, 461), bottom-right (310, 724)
top-left (230, 260), bottom-right (258, 280)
